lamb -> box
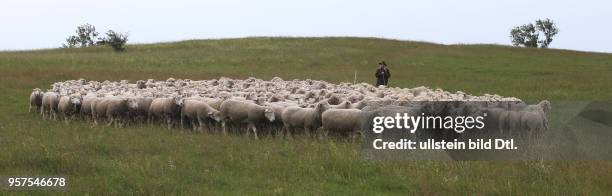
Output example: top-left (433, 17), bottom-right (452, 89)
top-left (148, 97), bottom-right (184, 130)
top-left (219, 99), bottom-right (275, 139)
top-left (29, 88), bottom-right (44, 113)
top-left (41, 92), bottom-right (60, 120)
top-left (281, 102), bottom-right (329, 137)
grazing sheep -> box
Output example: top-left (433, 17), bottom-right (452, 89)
top-left (29, 88), bottom-right (44, 113)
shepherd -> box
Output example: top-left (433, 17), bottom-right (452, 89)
top-left (375, 61), bottom-right (391, 86)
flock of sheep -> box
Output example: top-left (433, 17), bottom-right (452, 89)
top-left (28, 77), bottom-right (551, 139)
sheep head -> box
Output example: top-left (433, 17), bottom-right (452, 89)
top-left (264, 107), bottom-right (275, 122)
top-left (538, 100), bottom-right (551, 113)
top-left (208, 111), bottom-right (222, 122)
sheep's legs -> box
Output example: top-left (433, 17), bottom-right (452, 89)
top-left (107, 116), bottom-right (114, 127)
top-left (191, 120), bottom-right (198, 132)
top-left (252, 125), bottom-right (259, 140)
top-left (41, 108), bottom-right (46, 120)
top-left (166, 117), bottom-right (173, 130)
top-left (221, 122), bottom-right (228, 136)
top-left (197, 117), bottom-right (205, 133)
top-left (245, 124), bottom-right (258, 140)
top-left (304, 128), bottom-right (311, 138)
top-left (180, 116), bottom-right (186, 130)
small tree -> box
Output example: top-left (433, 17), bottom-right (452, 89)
top-left (510, 24), bottom-right (539, 48)
top-left (510, 18), bottom-right (559, 48)
top-left (98, 30), bottom-right (129, 52)
top-left (62, 23), bottom-right (99, 48)
top-left (535, 18), bottom-right (559, 48)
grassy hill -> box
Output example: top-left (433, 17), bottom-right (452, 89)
top-left (1, 37), bottom-right (611, 194)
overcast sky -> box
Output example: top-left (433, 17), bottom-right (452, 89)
top-left (1, 0), bottom-right (611, 52)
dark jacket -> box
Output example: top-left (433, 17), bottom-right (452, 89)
top-left (375, 67), bottom-right (390, 86)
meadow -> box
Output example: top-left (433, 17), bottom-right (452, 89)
top-left (1, 37), bottom-right (611, 194)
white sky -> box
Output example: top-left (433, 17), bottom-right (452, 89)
top-left (1, 0), bottom-right (611, 52)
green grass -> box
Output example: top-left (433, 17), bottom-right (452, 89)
top-left (1, 37), bottom-right (611, 194)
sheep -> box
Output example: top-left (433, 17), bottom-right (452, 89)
top-left (92, 97), bottom-right (112, 126)
top-left (57, 94), bottom-right (82, 123)
top-left (516, 100), bottom-right (551, 136)
top-left (80, 94), bottom-right (99, 121)
top-left (321, 109), bottom-right (370, 140)
top-left (41, 92), bottom-right (60, 120)
top-left (219, 99), bottom-right (275, 139)
top-left (148, 97), bottom-right (184, 130)
top-left (201, 98), bottom-right (224, 110)
top-left (32, 77), bottom-right (531, 140)
top-left (180, 99), bottom-right (205, 131)
top-left (126, 96), bottom-right (154, 123)
top-left (478, 107), bottom-right (507, 133)
top-left (329, 100), bottom-right (352, 109)
top-left (350, 100), bottom-right (367, 109)
top-left (136, 80), bottom-right (146, 89)
top-left (281, 102), bottom-right (329, 138)
top-left (266, 101), bottom-right (299, 135)
top-left (195, 102), bottom-right (222, 132)
top-left (105, 97), bottom-right (129, 127)
top-left (29, 88), bottom-right (44, 113)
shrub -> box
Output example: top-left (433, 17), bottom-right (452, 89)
top-left (98, 30), bottom-right (129, 52)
